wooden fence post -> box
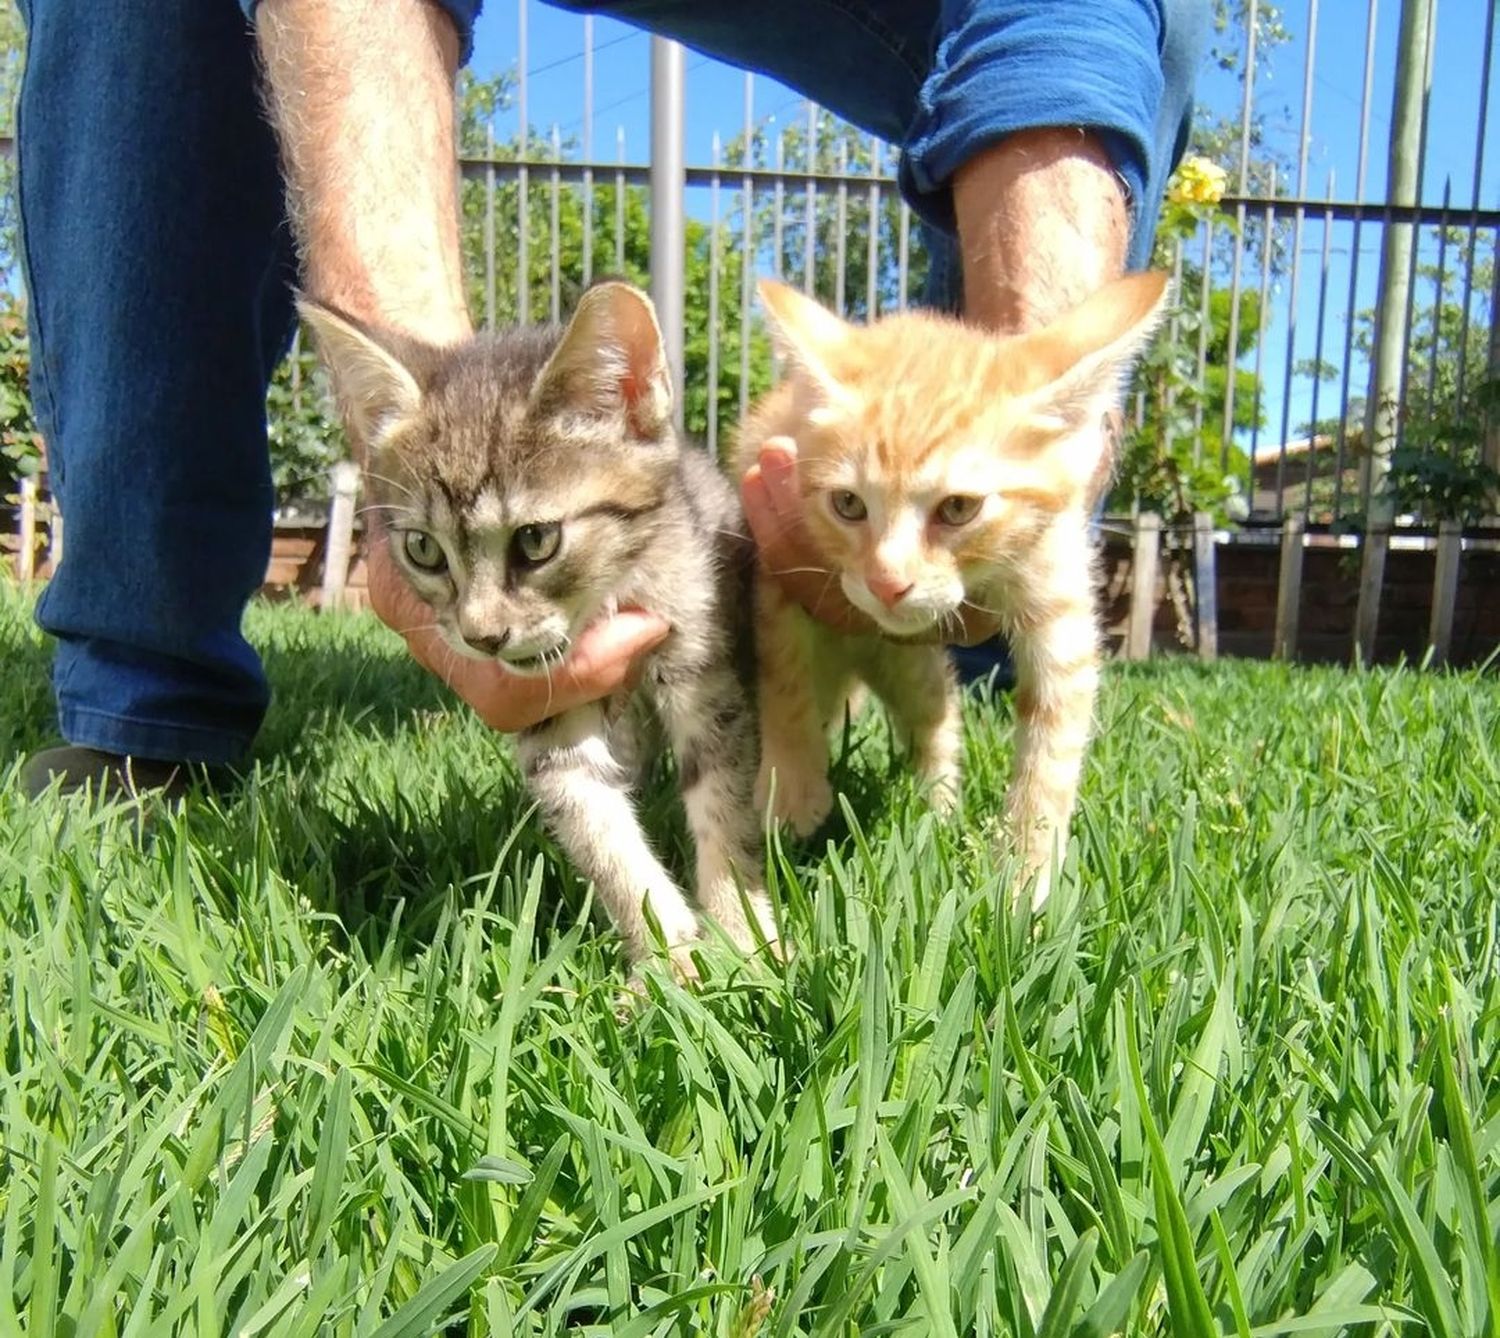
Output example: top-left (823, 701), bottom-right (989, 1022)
top-left (1126, 511), bottom-right (1160, 661)
top-left (1273, 514), bottom-right (1306, 662)
top-left (16, 476), bottom-right (37, 582)
top-left (47, 504), bottom-right (63, 571)
top-left (1353, 526), bottom-right (1387, 665)
top-left (1192, 512), bottom-right (1218, 661)
top-left (321, 460), bottom-right (360, 612)
top-left (1427, 519), bottom-right (1462, 666)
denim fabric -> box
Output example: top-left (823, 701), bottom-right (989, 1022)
top-left (18, 0), bottom-right (296, 762)
top-left (553, 0), bottom-right (1209, 269)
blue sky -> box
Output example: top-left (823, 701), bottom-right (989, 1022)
top-left (465, 2), bottom-right (1498, 461)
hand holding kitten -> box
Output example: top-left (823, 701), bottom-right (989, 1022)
top-left (365, 534), bottom-right (669, 732)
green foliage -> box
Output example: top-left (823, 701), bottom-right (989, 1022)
top-left (2, 590), bottom-right (1498, 1332)
top-left (1383, 377), bottom-right (1500, 524)
top-left (265, 335), bottom-right (346, 506)
top-left (0, 290), bottom-right (39, 483)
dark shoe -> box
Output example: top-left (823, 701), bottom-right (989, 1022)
top-left (20, 745), bottom-right (229, 802)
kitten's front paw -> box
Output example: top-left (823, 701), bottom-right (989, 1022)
top-left (712, 892), bottom-right (783, 957)
top-left (756, 757), bottom-right (834, 838)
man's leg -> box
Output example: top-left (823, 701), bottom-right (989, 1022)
top-left (17, 0), bottom-right (294, 784)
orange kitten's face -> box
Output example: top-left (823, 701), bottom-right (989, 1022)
top-left (759, 276), bottom-right (1168, 637)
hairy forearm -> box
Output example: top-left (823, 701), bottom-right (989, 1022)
top-left (953, 127), bottom-right (1128, 335)
top-left (256, 0), bottom-right (471, 347)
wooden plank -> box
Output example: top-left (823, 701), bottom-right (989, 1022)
top-left (1427, 519), bottom-right (1462, 665)
top-left (320, 461), bottom-right (360, 612)
top-left (1192, 512), bottom-right (1218, 661)
top-left (1125, 511), bottom-right (1161, 661)
top-left (1273, 514), bottom-right (1306, 661)
top-left (1353, 525), bottom-right (1388, 665)
top-left (16, 476), bottom-right (36, 582)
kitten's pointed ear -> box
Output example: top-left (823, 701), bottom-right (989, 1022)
top-left (533, 281), bottom-right (672, 439)
top-left (297, 298), bottom-right (423, 449)
top-left (1020, 271), bottom-right (1171, 431)
top-left (757, 279), bottom-right (850, 390)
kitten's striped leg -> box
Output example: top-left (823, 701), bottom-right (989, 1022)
top-left (860, 643), bottom-right (963, 815)
top-left (659, 666), bottom-right (776, 954)
top-left (1004, 584), bottom-right (1101, 908)
top-left (519, 706), bottom-right (700, 973)
top-left (753, 580), bottom-right (837, 838)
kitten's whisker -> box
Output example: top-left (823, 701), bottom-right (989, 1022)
top-left (768, 564), bottom-right (835, 579)
top-left (961, 597), bottom-right (1007, 619)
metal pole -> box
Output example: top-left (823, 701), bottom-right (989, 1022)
top-left (582, 16), bottom-right (594, 288)
top-left (1356, 0), bottom-right (1435, 664)
top-left (650, 36), bottom-right (686, 421)
top-left (615, 126), bottom-right (626, 274)
top-left (517, 0), bottom-right (530, 325)
top-left (484, 125), bottom-right (496, 329)
top-left (803, 101), bottom-right (817, 296)
top-left (1331, 0), bottom-right (1381, 527)
top-left (549, 124), bottom-right (562, 324)
top-left (1219, 0), bottom-right (1258, 473)
top-left (866, 137), bottom-right (880, 320)
top-left (708, 133), bottom-right (721, 457)
top-left (739, 73), bottom-right (754, 423)
top-left (1454, 0), bottom-right (1496, 413)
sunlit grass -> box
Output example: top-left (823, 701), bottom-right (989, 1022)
top-left (1, 588), bottom-right (1496, 1335)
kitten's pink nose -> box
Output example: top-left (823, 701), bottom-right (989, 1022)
top-left (866, 571), bottom-right (914, 608)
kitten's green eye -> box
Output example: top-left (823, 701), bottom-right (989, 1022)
top-left (830, 490), bottom-right (868, 522)
top-left (513, 521), bottom-right (562, 566)
top-left (935, 494), bottom-right (983, 527)
top-left (403, 530), bottom-right (448, 573)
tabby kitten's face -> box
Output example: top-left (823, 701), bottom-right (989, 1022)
top-left (301, 284), bottom-right (677, 675)
top-left (758, 275), bottom-right (1168, 637)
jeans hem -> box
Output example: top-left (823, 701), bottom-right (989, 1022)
top-left (57, 705), bottom-right (255, 766)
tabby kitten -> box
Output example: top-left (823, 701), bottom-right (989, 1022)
top-left (301, 282), bottom-right (774, 972)
top-left (738, 272), bottom-right (1168, 904)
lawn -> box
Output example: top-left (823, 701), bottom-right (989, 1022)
top-left (0, 587), bottom-right (1496, 1337)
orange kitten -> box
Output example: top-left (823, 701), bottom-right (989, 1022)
top-left (737, 272), bottom-right (1168, 904)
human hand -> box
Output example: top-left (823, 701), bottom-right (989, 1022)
top-left (365, 533), bottom-right (670, 731)
top-left (739, 437), bottom-right (1003, 647)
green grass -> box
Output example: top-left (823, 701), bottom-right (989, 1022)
top-left (0, 586), bottom-right (1496, 1337)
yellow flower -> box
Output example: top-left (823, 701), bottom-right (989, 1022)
top-left (1167, 156), bottom-right (1229, 206)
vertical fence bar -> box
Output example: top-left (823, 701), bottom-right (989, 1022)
top-left (1303, 173), bottom-right (1335, 518)
top-left (1193, 219), bottom-right (1212, 467)
top-left (803, 101), bottom-right (817, 296)
top-left (1428, 519), bottom-right (1462, 664)
top-left (1454, 0), bottom-right (1495, 413)
top-left (484, 125), bottom-right (496, 329)
top-left (1274, 0), bottom-right (1318, 520)
top-left (1331, 0), bottom-right (1382, 528)
top-left (549, 124), bottom-right (562, 324)
top-left (835, 142), bottom-right (848, 315)
top-left (1246, 169), bottom-right (1277, 510)
top-left (615, 127), bottom-right (626, 274)
top-left (1424, 179), bottom-right (1452, 412)
top-left (1273, 514), bottom-right (1305, 660)
top-left (582, 16), bottom-right (594, 288)
top-left (898, 201), bottom-right (911, 309)
top-left (1219, 0), bottom-right (1258, 474)
top-left (517, 0), bottom-right (530, 325)
top-left (1126, 512), bottom-right (1161, 660)
top-left (321, 461), bottom-right (359, 613)
top-left (1164, 240), bottom-right (1183, 439)
top-left (740, 73), bottom-right (754, 423)
top-left (773, 131), bottom-right (785, 280)
top-left (1486, 251), bottom-right (1500, 472)
top-left (650, 37), bottom-right (686, 418)
top-left (866, 137), bottom-right (880, 320)
top-left (1192, 511), bottom-right (1218, 660)
top-left (16, 475), bottom-right (36, 582)
top-left (708, 133), bottom-right (721, 457)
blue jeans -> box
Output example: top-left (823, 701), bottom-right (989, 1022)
top-left (18, 0), bottom-right (1205, 762)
